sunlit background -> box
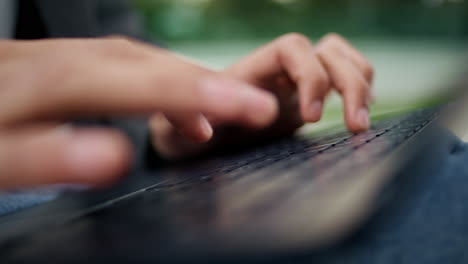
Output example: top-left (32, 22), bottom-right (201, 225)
top-left (133, 0), bottom-right (468, 126)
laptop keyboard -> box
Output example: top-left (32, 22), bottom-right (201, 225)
top-left (0, 108), bottom-right (442, 261)
top-left (75, 108), bottom-right (439, 217)
top-left (138, 108), bottom-right (439, 192)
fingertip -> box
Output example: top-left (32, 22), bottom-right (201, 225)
top-left (65, 129), bottom-right (132, 186)
top-left (304, 100), bottom-right (323, 123)
top-left (358, 108), bottom-right (370, 131)
top-left (199, 76), bottom-right (279, 128)
top-left (250, 93), bottom-right (280, 128)
top-left (346, 108), bottom-right (369, 133)
top-left (199, 115), bottom-right (214, 141)
top-left (188, 115), bottom-right (213, 143)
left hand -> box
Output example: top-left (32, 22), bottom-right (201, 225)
top-left (151, 33), bottom-right (374, 159)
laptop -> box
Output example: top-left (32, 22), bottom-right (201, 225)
top-left (1, 7), bottom-right (468, 264)
top-left (0, 81), bottom-right (466, 263)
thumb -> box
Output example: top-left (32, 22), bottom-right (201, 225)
top-left (0, 125), bottom-right (132, 189)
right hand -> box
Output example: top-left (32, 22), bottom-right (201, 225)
top-left (150, 33), bottom-right (374, 159)
top-left (0, 38), bottom-right (278, 189)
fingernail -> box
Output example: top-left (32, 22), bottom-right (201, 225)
top-left (200, 116), bottom-right (213, 139)
top-left (358, 108), bottom-right (370, 130)
top-left (309, 101), bottom-right (323, 122)
top-left (66, 132), bottom-right (120, 179)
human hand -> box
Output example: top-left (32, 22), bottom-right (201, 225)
top-left (151, 33), bottom-right (374, 159)
top-left (0, 38), bottom-right (278, 189)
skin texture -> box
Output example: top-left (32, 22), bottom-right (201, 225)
top-left (151, 33), bottom-right (374, 159)
top-left (0, 33), bottom-right (373, 189)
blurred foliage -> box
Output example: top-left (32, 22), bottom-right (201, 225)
top-left (133, 0), bottom-right (468, 42)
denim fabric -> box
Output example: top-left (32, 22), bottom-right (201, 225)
top-left (284, 131), bottom-right (468, 264)
top-left (0, 189), bottom-right (61, 216)
top-left (0, 185), bottom-right (89, 216)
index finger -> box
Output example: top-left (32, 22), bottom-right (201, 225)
top-left (0, 39), bottom-right (278, 127)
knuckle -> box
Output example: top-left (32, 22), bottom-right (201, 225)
top-left (363, 63), bottom-right (375, 80)
top-left (354, 79), bottom-right (370, 94)
top-left (323, 33), bottom-right (344, 44)
top-left (101, 36), bottom-right (143, 59)
top-left (107, 37), bottom-right (133, 51)
top-left (298, 72), bottom-right (329, 97)
top-left (319, 33), bottom-right (345, 52)
top-left (279, 33), bottom-right (311, 47)
top-left (46, 60), bottom-right (81, 96)
top-left (19, 56), bottom-right (79, 113)
top-left (337, 77), bottom-right (369, 95)
top-left (312, 72), bottom-right (330, 91)
top-left (317, 41), bottom-right (340, 57)
top-left (38, 56), bottom-right (75, 88)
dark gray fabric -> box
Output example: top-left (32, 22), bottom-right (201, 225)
top-left (35, 0), bottom-right (145, 38)
top-left (96, 0), bottom-right (147, 39)
top-left (0, 0), bottom-right (15, 38)
top-left (35, 0), bottom-right (98, 37)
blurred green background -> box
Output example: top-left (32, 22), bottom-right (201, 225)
top-left (132, 0), bottom-right (468, 127)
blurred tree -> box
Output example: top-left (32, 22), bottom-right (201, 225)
top-left (132, 0), bottom-right (468, 42)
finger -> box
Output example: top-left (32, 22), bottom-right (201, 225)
top-left (0, 39), bottom-right (278, 128)
top-left (274, 34), bottom-right (331, 122)
top-left (164, 112), bottom-right (213, 143)
top-left (317, 45), bottom-right (370, 132)
top-left (149, 113), bottom-right (211, 160)
top-left (226, 33), bottom-right (331, 123)
top-left (318, 34), bottom-right (374, 84)
top-left (0, 125), bottom-right (132, 189)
